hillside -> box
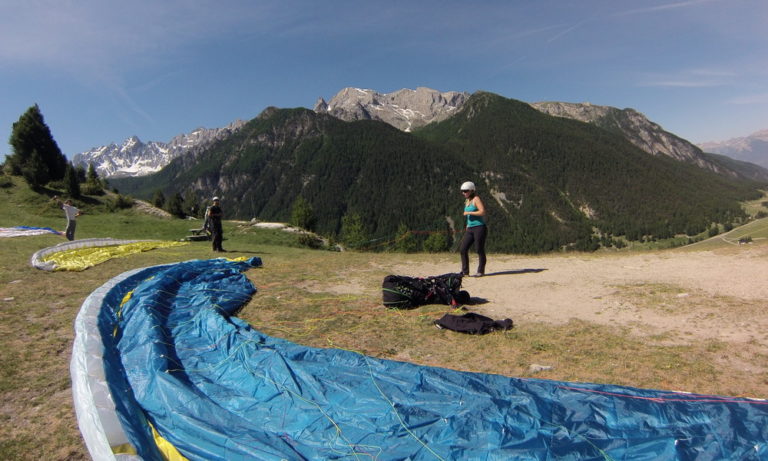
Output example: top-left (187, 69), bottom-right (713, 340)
top-left (112, 92), bottom-right (764, 253)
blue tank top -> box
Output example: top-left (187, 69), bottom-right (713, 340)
top-left (465, 201), bottom-right (485, 228)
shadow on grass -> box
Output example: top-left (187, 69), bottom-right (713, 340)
top-left (467, 297), bottom-right (490, 305)
top-left (226, 249), bottom-right (273, 255)
top-left (483, 268), bottom-right (547, 276)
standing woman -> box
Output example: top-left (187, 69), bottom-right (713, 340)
top-left (459, 181), bottom-right (487, 277)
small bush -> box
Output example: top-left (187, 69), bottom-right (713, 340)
top-left (423, 232), bottom-right (449, 253)
top-left (81, 182), bottom-right (105, 196)
top-left (47, 179), bottom-right (66, 190)
top-left (0, 175), bottom-right (13, 188)
top-left (297, 233), bottom-right (323, 249)
top-left (107, 194), bottom-right (134, 211)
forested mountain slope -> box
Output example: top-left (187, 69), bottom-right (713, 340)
top-left (113, 93), bottom-right (762, 253)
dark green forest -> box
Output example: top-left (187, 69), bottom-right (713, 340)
top-left (112, 93), bottom-right (765, 253)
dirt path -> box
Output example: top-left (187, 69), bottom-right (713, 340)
top-left (393, 244), bottom-right (768, 348)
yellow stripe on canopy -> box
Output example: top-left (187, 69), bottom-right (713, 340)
top-left (43, 241), bottom-right (187, 271)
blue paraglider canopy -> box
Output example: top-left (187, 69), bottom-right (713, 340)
top-left (72, 257), bottom-right (768, 460)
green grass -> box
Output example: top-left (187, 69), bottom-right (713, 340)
top-left (1, 174), bottom-right (766, 459)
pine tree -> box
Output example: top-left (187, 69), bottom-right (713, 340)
top-left (64, 162), bottom-right (81, 198)
top-left (82, 163), bottom-right (103, 194)
top-left (86, 163), bottom-right (99, 183)
top-left (291, 195), bottom-right (317, 231)
top-left (394, 222), bottom-right (417, 253)
top-left (152, 189), bottom-right (166, 209)
top-left (166, 192), bottom-right (185, 218)
top-left (20, 149), bottom-right (49, 187)
top-left (7, 104), bottom-right (67, 187)
top-left (182, 190), bottom-right (200, 217)
top-left (341, 213), bottom-right (368, 250)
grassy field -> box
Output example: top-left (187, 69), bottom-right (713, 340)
top-left (1, 177), bottom-right (767, 459)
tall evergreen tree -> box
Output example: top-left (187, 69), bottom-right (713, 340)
top-left (82, 162), bottom-right (103, 194)
top-left (166, 192), bottom-right (185, 218)
top-left (291, 195), bottom-right (317, 231)
top-left (86, 163), bottom-right (99, 183)
top-left (341, 213), bottom-right (368, 250)
top-left (20, 149), bottom-right (49, 187)
top-left (152, 189), bottom-right (166, 209)
top-left (182, 189), bottom-right (201, 218)
top-left (7, 104), bottom-right (68, 187)
top-left (64, 162), bottom-right (81, 198)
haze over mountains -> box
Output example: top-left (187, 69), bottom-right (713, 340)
top-left (698, 129), bottom-right (768, 170)
top-left (108, 88), bottom-right (766, 253)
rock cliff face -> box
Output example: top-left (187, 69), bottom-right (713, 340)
top-left (530, 101), bottom-right (726, 174)
top-left (72, 120), bottom-right (246, 178)
top-left (314, 87), bottom-right (469, 132)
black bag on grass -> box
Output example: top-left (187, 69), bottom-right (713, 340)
top-left (382, 273), bottom-right (469, 309)
top-left (434, 313), bottom-right (513, 335)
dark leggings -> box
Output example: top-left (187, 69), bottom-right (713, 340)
top-left (65, 220), bottom-right (76, 241)
top-left (460, 225), bottom-right (487, 275)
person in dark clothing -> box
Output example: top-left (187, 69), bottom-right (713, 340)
top-left (458, 181), bottom-right (487, 277)
top-left (209, 196), bottom-right (225, 252)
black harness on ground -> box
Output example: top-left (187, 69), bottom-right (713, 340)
top-left (382, 273), bottom-right (469, 309)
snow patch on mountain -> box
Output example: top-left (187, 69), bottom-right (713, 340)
top-left (72, 120), bottom-right (246, 178)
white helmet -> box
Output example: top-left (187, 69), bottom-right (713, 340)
top-left (460, 181), bottom-right (476, 191)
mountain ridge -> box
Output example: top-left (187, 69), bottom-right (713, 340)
top-left (698, 129), bottom-right (768, 169)
top-left (111, 92), bottom-right (762, 253)
top-left (73, 86), bottom-right (766, 183)
top-left (72, 120), bottom-right (246, 177)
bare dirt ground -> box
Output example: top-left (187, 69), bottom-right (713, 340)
top-left (388, 244), bottom-right (768, 370)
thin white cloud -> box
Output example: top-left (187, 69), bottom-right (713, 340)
top-left (612, 0), bottom-right (721, 17)
top-left (0, 1), bottom-right (276, 76)
top-left (545, 21), bottom-right (588, 44)
top-left (0, 1), bottom-right (279, 125)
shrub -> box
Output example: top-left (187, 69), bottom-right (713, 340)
top-left (107, 194), bottom-right (134, 211)
top-left (81, 182), bottom-right (105, 196)
top-left (297, 233), bottom-right (323, 249)
top-left (423, 232), bottom-right (449, 253)
top-left (0, 175), bottom-right (14, 188)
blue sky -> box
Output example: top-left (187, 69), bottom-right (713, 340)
top-left (1, 0), bottom-right (767, 160)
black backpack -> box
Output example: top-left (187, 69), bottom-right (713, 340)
top-left (382, 273), bottom-right (469, 309)
top-left (434, 313), bottom-right (513, 335)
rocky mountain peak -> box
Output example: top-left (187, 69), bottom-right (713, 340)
top-left (72, 120), bottom-right (246, 178)
top-left (316, 87), bottom-right (470, 132)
